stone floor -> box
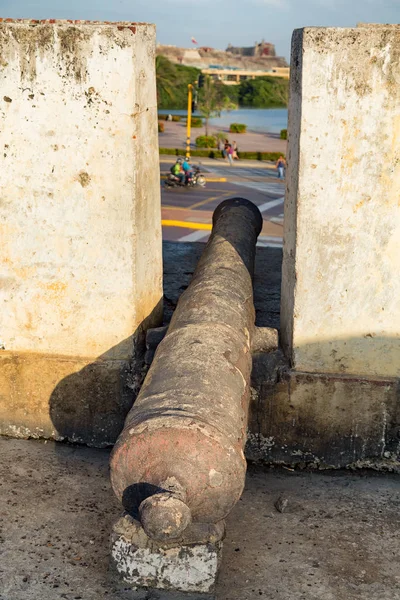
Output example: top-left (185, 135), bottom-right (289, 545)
top-left (1, 438), bottom-right (399, 600)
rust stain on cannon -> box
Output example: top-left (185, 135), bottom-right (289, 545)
top-left (110, 198), bottom-right (263, 542)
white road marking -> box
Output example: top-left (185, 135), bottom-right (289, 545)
top-left (178, 230), bottom-right (209, 242)
top-left (258, 235), bottom-right (283, 241)
top-left (232, 180), bottom-right (284, 194)
top-left (204, 166), bottom-right (286, 194)
top-left (257, 197), bottom-right (285, 213)
top-left (257, 235), bottom-right (283, 248)
top-left (257, 240), bottom-right (283, 248)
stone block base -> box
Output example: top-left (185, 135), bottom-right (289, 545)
top-left (0, 302), bottom-right (162, 447)
top-left (110, 514), bottom-right (225, 597)
top-left (0, 351), bottom-right (135, 447)
top-left (249, 354), bottom-right (400, 468)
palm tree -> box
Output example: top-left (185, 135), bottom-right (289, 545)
top-left (198, 76), bottom-right (236, 136)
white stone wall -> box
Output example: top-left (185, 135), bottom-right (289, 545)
top-left (281, 27), bottom-right (400, 377)
top-left (0, 21), bottom-right (162, 359)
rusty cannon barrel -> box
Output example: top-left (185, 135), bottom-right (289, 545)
top-left (110, 198), bottom-right (264, 542)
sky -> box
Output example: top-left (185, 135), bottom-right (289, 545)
top-left (0, 0), bottom-right (399, 61)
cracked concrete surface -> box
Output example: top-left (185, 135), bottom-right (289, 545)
top-left (1, 438), bottom-right (399, 599)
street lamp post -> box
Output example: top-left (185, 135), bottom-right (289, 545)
top-left (186, 83), bottom-right (193, 159)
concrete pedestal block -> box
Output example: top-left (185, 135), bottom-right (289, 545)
top-left (249, 353), bottom-right (400, 468)
top-left (110, 514), bottom-right (225, 598)
top-left (0, 20), bottom-right (163, 445)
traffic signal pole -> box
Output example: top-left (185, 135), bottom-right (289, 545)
top-left (186, 84), bottom-right (193, 159)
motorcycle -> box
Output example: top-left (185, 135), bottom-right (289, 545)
top-left (164, 165), bottom-right (206, 189)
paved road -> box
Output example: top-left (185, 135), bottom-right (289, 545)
top-left (160, 159), bottom-right (285, 247)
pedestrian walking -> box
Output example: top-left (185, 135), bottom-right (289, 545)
top-left (232, 141), bottom-right (239, 160)
top-left (276, 156), bottom-right (286, 179)
top-left (224, 140), bottom-right (234, 166)
top-left (222, 139), bottom-right (229, 159)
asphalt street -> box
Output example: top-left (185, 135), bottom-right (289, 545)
top-left (160, 158), bottom-right (285, 247)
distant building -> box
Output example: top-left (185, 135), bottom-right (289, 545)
top-left (181, 49), bottom-right (203, 64)
top-left (156, 42), bottom-right (288, 72)
top-left (202, 66), bottom-right (290, 84)
top-left (226, 40), bottom-right (277, 58)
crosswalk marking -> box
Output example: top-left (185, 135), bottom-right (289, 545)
top-left (257, 240), bottom-right (283, 248)
top-left (178, 230), bottom-right (209, 242)
top-left (258, 197), bottom-right (285, 212)
top-left (204, 166), bottom-right (286, 195)
top-left (257, 234), bottom-right (283, 248)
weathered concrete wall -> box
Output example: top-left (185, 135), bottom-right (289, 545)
top-left (249, 352), bottom-right (400, 469)
top-left (0, 20), bottom-right (163, 445)
top-left (281, 27), bottom-right (400, 377)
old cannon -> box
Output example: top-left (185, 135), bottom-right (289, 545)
top-left (110, 198), bottom-right (277, 542)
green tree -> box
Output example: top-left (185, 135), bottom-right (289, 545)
top-left (198, 76), bottom-right (237, 136)
top-left (155, 55), bottom-right (177, 105)
top-left (155, 55), bottom-right (200, 110)
top-left (238, 77), bottom-right (289, 108)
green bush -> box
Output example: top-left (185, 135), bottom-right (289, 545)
top-left (195, 135), bottom-right (217, 148)
top-left (190, 117), bottom-right (203, 128)
top-left (158, 147), bottom-right (284, 161)
top-left (158, 114), bottom-right (168, 120)
top-left (229, 123), bottom-right (247, 134)
top-left (158, 121), bottom-right (165, 133)
top-left (239, 151), bottom-right (283, 161)
top-left (280, 129), bottom-right (287, 140)
top-left (171, 115), bottom-right (181, 122)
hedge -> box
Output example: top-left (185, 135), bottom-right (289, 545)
top-left (159, 147), bottom-right (217, 158)
top-left (229, 123), bottom-right (247, 133)
top-left (238, 151), bottom-right (283, 161)
top-left (159, 147), bottom-right (284, 161)
top-left (280, 129), bottom-right (287, 140)
top-left (195, 135), bottom-right (217, 148)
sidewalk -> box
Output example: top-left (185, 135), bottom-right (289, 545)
top-left (158, 120), bottom-right (287, 153)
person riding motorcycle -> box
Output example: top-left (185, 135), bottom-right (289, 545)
top-left (165, 159), bottom-right (206, 189)
top-left (170, 158), bottom-right (185, 185)
top-left (182, 158), bottom-right (193, 185)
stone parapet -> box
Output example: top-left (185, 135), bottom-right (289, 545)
top-left (0, 20), bottom-right (163, 443)
top-left (281, 26), bottom-right (400, 378)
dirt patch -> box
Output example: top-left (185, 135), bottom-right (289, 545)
top-left (77, 171), bottom-right (91, 187)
